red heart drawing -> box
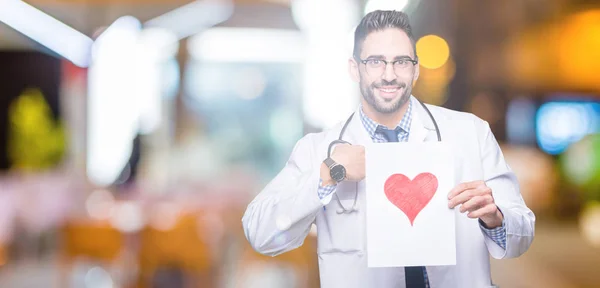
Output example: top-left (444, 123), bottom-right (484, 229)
top-left (384, 173), bottom-right (438, 226)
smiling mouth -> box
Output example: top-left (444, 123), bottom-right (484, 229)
top-left (378, 87), bottom-right (399, 93)
top-left (376, 86), bottom-right (401, 99)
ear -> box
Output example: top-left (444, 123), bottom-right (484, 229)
top-left (349, 57), bottom-right (360, 83)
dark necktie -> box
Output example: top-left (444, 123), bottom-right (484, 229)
top-left (378, 127), bottom-right (428, 288)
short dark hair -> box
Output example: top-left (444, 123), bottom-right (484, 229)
top-left (353, 10), bottom-right (417, 59)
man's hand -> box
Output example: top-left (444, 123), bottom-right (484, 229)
top-left (320, 144), bottom-right (365, 185)
top-left (448, 180), bottom-right (503, 228)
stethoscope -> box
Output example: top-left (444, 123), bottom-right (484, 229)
top-left (329, 98), bottom-right (442, 214)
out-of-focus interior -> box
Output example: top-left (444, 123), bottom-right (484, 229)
top-left (0, 0), bottom-right (599, 287)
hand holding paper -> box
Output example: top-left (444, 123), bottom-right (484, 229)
top-left (447, 180), bottom-right (504, 228)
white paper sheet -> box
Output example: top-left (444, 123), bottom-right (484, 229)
top-left (366, 142), bottom-right (456, 267)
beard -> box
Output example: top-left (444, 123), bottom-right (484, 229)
top-left (360, 78), bottom-right (412, 114)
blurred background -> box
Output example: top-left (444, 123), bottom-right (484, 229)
top-left (0, 0), bottom-right (599, 287)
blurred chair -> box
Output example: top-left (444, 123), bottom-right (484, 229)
top-left (136, 212), bottom-right (216, 288)
top-left (59, 220), bottom-right (125, 287)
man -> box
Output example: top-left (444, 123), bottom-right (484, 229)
top-left (242, 10), bottom-right (534, 288)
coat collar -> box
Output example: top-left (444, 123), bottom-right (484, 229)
top-left (345, 95), bottom-right (437, 145)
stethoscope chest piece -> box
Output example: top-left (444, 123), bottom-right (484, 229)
top-left (336, 206), bottom-right (359, 214)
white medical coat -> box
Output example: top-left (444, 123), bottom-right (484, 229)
top-left (242, 96), bottom-right (535, 288)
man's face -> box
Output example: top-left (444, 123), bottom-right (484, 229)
top-left (350, 28), bottom-right (419, 114)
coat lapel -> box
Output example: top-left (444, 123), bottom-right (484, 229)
top-left (408, 96), bottom-right (437, 143)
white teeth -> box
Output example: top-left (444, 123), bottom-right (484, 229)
top-left (380, 88), bottom-right (398, 93)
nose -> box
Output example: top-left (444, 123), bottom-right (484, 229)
top-left (382, 62), bottom-right (396, 82)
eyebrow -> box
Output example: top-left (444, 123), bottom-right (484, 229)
top-left (365, 55), bottom-right (413, 60)
top-left (365, 55), bottom-right (385, 60)
top-left (393, 55), bottom-right (413, 60)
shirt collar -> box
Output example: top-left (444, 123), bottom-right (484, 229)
top-left (359, 98), bottom-right (413, 140)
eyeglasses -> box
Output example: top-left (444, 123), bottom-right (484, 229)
top-left (357, 57), bottom-right (418, 77)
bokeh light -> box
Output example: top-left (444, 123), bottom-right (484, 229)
top-left (505, 9), bottom-right (600, 92)
top-left (84, 266), bottom-right (114, 288)
top-left (557, 10), bottom-right (600, 90)
top-left (233, 67), bottom-right (267, 100)
top-left (149, 202), bottom-right (181, 231)
top-left (501, 145), bottom-right (557, 212)
top-left (560, 134), bottom-right (600, 197)
top-left (536, 102), bottom-right (600, 155)
top-left (109, 201), bottom-right (144, 233)
top-left (580, 202), bottom-right (600, 248)
top-left (86, 189), bottom-right (115, 220)
top-left (416, 34), bottom-right (450, 70)
top-left (412, 57), bottom-right (455, 105)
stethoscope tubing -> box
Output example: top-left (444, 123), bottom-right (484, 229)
top-left (330, 98), bottom-right (441, 214)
